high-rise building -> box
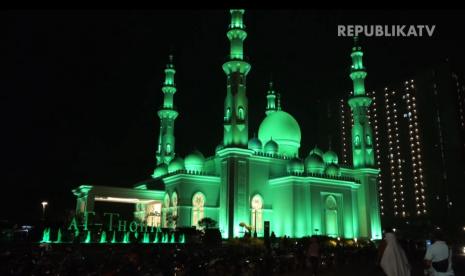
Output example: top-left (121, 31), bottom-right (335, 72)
top-left (340, 59), bottom-right (465, 233)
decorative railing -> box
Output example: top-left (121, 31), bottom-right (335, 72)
top-left (160, 169), bottom-right (218, 178)
top-left (285, 171), bottom-right (360, 183)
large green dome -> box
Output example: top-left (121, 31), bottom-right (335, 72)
top-left (258, 111), bottom-right (301, 157)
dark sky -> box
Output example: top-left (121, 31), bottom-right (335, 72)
top-left (2, 10), bottom-right (465, 223)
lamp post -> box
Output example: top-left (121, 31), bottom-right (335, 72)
top-left (41, 201), bottom-right (48, 221)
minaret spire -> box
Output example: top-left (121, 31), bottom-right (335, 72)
top-left (265, 80), bottom-right (277, 115)
top-left (276, 93), bottom-right (282, 111)
top-left (347, 37), bottom-right (374, 168)
top-left (222, 9), bottom-right (251, 147)
top-left (155, 54), bottom-right (179, 166)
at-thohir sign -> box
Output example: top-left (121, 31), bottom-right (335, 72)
top-left (40, 211), bottom-right (185, 244)
top-left (67, 211), bottom-right (162, 233)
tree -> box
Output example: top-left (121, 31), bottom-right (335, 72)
top-left (198, 217), bottom-right (217, 229)
top-left (166, 213), bottom-right (178, 229)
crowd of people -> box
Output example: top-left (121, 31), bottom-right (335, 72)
top-left (377, 228), bottom-right (456, 276)
top-left (0, 230), bottom-right (461, 276)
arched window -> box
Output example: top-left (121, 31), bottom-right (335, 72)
top-left (166, 143), bottom-right (171, 154)
top-left (172, 192), bottom-right (178, 217)
top-left (325, 195), bottom-right (338, 237)
top-left (366, 135), bottom-right (372, 146)
top-left (238, 107), bottom-right (245, 120)
top-left (168, 192), bottom-right (178, 228)
top-left (354, 135), bottom-right (361, 147)
top-left (225, 108), bottom-right (231, 121)
top-left (192, 192), bottom-right (205, 228)
top-left (251, 195), bottom-right (263, 235)
top-left (146, 202), bottom-right (162, 227)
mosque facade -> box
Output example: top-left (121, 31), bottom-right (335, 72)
top-left (72, 10), bottom-right (382, 240)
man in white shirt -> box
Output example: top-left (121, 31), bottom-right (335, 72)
top-left (424, 230), bottom-right (454, 276)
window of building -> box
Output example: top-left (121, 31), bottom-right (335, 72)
top-left (355, 135), bottom-right (361, 147)
top-left (238, 107), bottom-right (245, 120)
top-left (225, 108), bottom-right (231, 121)
top-left (325, 195), bottom-right (338, 237)
top-left (172, 192), bottom-right (178, 216)
top-left (251, 195), bottom-right (263, 235)
top-left (192, 192), bottom-right (205, 228)
top-left (366, 135), bottom-right (372, 146)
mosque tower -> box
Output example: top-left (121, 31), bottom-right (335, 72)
top-left (348, 37), bottom-right (375, 168)
top-left (222, 9), bottom-right (251, 148)
top-left (347, 37), bottom-right (382, 239)
top-left (265, 81), bottom-right (276, 115)
top-left (155, 55), bottom-right (178, 165)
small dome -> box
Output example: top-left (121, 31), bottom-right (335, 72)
top-left (168, 156), bottom-right (185, 173)
top-left (152, 163), bottom-right (168, 178)
top-left (325, 163), bottom-right (341, 176)
top-left (184, 150), bottom-right (205, 172)
top-left (287, 157), bottom-right (304, 174)
top-left (305, 154), bottom-right (324, 173)
top-left (323, 150), bottom-right (339, 164)
top-left (264, 139), bottom-right (278, 154)
top-left (309, 146), bottom-right (324, 158)
top-left (248, 137), bottom-right (263, 152)
top-left (258, 111), bottom-right (301, 157)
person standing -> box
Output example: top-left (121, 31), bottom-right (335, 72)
top-left (378, 228), bottom-right (411, 276)
top-left (424, 229), bottom-right (454, 276)
top-left (307, 236), bottom-right (320, 276)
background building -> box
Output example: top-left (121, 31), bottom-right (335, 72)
top-left (339, 59), bottom-right (465, 235)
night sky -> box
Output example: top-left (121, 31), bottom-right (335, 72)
top-left (2, 10), bottom-right (465, 223)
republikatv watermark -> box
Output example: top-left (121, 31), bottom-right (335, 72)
top-left (338, 25), bottom-right (436, 37)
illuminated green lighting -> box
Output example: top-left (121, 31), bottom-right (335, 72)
top-left (111, 231), bottom-right (116, 243)
top-left (170, 233), bottom-right (175, 243)
top-left (41, 228), bottom-right (51, 243)
top-left (100, 231), bottom-right (107, 243)
top-left (230, 10), bottom-right (245, 29)
top-left (162, 233), bottom-right (168, 243)
top-left (154, 232), bottom-right (159, 243)
top-left (258, 110), bottom-right (301, 157)
top-left (143, 232), bottom-right (150, 243)
top-left (55, 228), bottom-right (62, 243)
top-left (123, 232), bottom-right (130, 243)
top-left (67, 9), bottom-right (382, 242)
top-left (85, 231), bottom-right (91, 243)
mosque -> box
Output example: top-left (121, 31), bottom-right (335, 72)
top-left (72, 10), bottom-right (382, 239)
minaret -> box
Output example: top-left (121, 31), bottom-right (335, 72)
top-left (347, 38), bottom-right (381, 240)
top-left (348, 37), bottom-right (375, 168)
top-left (265, 81), bottom-right (277, 115)
top-left (156, 55), bottom-right (178, 165)
top-left (222, 9), bottom-right (251, 147)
